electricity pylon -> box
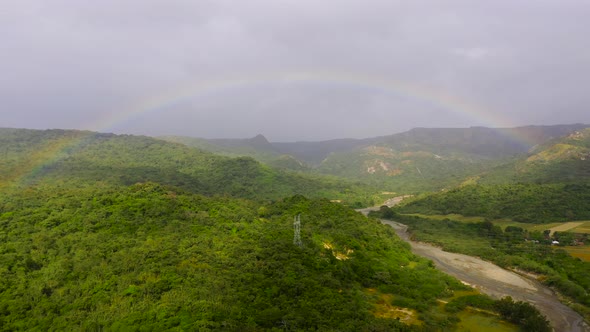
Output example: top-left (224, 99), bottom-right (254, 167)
top-left (293, 214), bottom-right (302, 247)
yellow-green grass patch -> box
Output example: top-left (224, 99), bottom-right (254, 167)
top-left (456, 309), bottom-right (519, 332)
top-left (440, 291), bottom-right (518, 332)
top-left (563, 245), bottom-right (590, 262)
top-left (571, 221), bottom-right (590, 234)
top-left (365, 289), bottom-right (421, 325)
top-left (403, 213), bottom-right (488, 223)
top-left (547, 222), bottom-right (584, 234)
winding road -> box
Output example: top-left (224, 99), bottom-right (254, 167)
top-left (358, 207), bottom-right (589, 332)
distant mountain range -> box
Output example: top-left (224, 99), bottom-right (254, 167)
top-left (161, 123), bottom-right (589, 193)
top-left (2, 124), bottom-right (587, 197)
top-left (478, 127), bottom-right (590, 185)
top-left (163, 124), bottom-right (588, 163)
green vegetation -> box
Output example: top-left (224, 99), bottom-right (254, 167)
top-left (159, 134), bottom-right (313, 171)
top-left (446, 295), bottom-right (549, 332)
top-left (0, 128), bottom-right (377, 206)
top-left (317, 148), bottom-right (503, 194)
top-left (493, 297), bottom-right (551, 332)
top-left (2, 126), bottom-right (588, 330)
top-left (314, 125), bottom-right (588, 194)
top-left (564, 245), bottom-right (590, 262)
top-left (397, 183), bottom-right (590, 223)
top-left (1, 183), bottom-right (475, 331)
top-left (478, 128), bottom-right (590, 185)
top-left (372, 207), bottom-right (590, 322)
top-left (161, 125), bottom-right (590, 194)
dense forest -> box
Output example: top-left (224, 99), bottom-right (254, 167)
top-left (0, 128), bottom-right (378, 206)
top-left (0, 183), bottom-right (495, 331)
top-left (397, 183), bottom-right (590, 223)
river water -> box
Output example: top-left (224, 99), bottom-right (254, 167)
top-left (358, 208), bottom-right (589, 332)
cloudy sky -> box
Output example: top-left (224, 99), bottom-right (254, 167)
top-left (2, 0), bottom-right (589, 141)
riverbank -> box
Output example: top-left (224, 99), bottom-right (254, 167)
top-left (359, 207), bottom-right (589, 332)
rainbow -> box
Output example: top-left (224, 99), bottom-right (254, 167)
top-left (7, 69), bottom-right (526, 188)
top-left (92, 70), bottom-right (517, 134)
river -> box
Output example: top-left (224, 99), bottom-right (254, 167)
top-left (358, 207), bottom-right (589, 332)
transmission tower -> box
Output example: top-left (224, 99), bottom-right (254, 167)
top-left (293, 214), bottom-right (302, 247)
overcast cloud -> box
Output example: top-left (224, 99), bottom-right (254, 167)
top-left (2, 0), bottom-right (589, 141)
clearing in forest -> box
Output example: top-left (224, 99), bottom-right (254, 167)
top-left (549, 222), bottom-right (585, 235)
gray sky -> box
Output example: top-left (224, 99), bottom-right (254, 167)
top-left (2, 0), bottom-right (589, 141)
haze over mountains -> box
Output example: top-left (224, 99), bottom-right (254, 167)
top-left (4, 1), bottom-right (590, 140)
top-left (163, 124), bottom-right (588, 163)
top-left (161, 123), bottom-right (590, 193)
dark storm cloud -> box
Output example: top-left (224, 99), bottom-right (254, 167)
top-left (2, 0), bottom-right (589, 141)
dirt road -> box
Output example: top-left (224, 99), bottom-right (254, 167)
top-left (358, 207), bottom-right (589, 332)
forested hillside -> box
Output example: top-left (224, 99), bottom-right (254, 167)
top-left (315, 125), bottom-right (589, 193)
top-left (0, 127), bottom-right (574, 330)
top-left (394, 129), bottom-right (590, 222)
top-left (1, 183), bottom-right (479, 331)
top-left (0, 128), bottom-right (374, 205)
top-left (397, 183), bottom-right (590, 223)
top-left (479, 128), bottom-right (590, 185)
top-left (316, 146), bottom-right (502, 193)
top-left (159, 125), bottom-right (588, 194)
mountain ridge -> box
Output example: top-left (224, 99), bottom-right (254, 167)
top-left (161, 124), bottom-right (589, 166)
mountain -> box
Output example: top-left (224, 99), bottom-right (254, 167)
top-left (315, 125), bottom-right (587, 193)
top-left (477, 127), bottom-right (590, 184)
top-left (161, 124), bottom-right (587, 193)
top-left (377, 125), bottom-right (589, 156)
top-left (390, 128), bottom-right (590, 221)
top-left (159, 134), bottom-right (278, 159)
top-left (159, 134), bottom-right (311, 171)
top-left (272, 138), bottom-right (378, 165)
top-left (0, 128), bottom-right (374, 204)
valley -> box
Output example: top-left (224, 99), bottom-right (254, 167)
top-left (361, 205), bottom-right (589, 331)
top-left (1, 125), bottom-right (590, 331)
top-left (382, 217), bottom-right (588, 332)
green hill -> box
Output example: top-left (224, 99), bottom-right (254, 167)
top-left (0, 128), bottom-right (373, 204)
top-left (394, 128), bottom-right (590, 222)
top-left (397, 183), bottom-right (590, 223)
top-left (315, 125), bottom-right (589, 193)
top-left (159, 134), bottom-right (312, 172)
top-left (316, 146), bottom-right (506, 193)
top-left (478, 128), bottom-right (590, 185)
top-left (0, 183), bottom-right (478, 331)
